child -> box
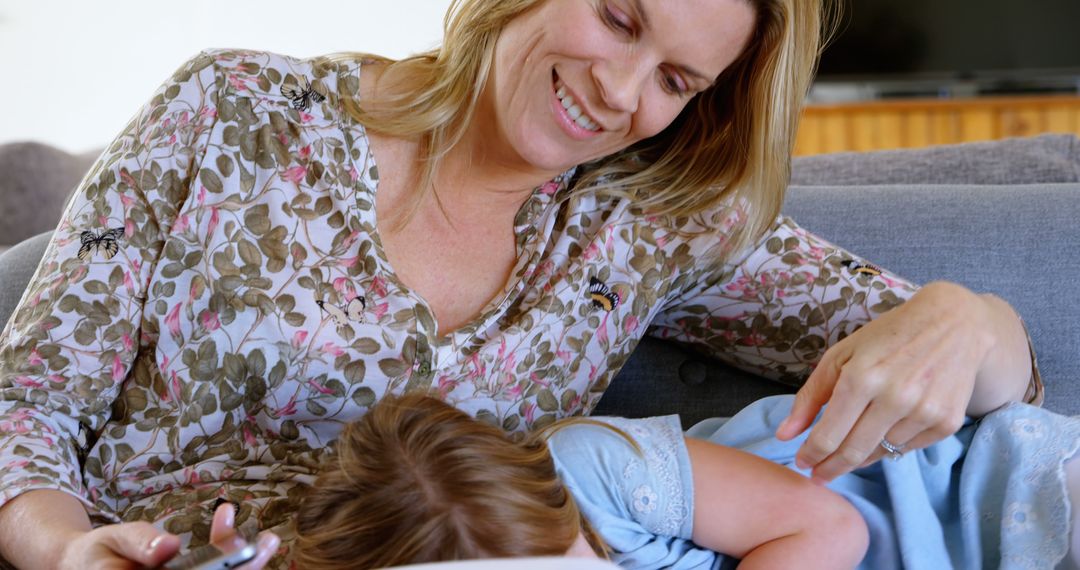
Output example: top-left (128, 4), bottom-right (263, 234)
top-left (292, 393), bottom-right (869, 569)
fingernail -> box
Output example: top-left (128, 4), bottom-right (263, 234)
top-left (223, 505), bottom-right (235, 528)
top-left (147, 535), bottom-right (164, 555)
top-left (777, 417), bottom-right (791, 434)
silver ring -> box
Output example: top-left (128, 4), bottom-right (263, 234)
top-left (880, 438), bottom-right (906, 460)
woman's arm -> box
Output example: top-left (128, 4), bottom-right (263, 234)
top-left (684, 437), bottom-right (868, 569)
top-left (0, 489), bottom-right (181, 569)
top-left (0, 52), bottom-right (220, 566)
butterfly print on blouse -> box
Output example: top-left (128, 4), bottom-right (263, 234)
top-left (841, 259), bottom-right (883, 277)
top-left (588, 277), bottom-right (620, 312)
top-left (77, 227), bottom-right (126, 261)
top-left (280, 77), bottom-right (327, 111)
top-left (317, 296), bottom-right (366, 326)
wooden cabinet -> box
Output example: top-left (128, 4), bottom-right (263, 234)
top-left (794, 95), bottom-right (1080, 156)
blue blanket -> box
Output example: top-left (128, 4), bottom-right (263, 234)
top-left (687, 396), bottom-right (1080, 569)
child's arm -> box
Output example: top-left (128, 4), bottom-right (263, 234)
top-left (684, 437), bottom-right (868, 569)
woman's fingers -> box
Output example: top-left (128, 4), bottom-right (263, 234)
top-left (776, 345), bottom-right (847, 441)
top-left (209, 502), bottom-right (237, 544)
top-left (234, 532), bottom-right (282, 570)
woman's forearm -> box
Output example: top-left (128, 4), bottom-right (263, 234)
top-left (967, 292), bottom-right (1033, 417)
top-left (0, 489), bottom-right (92, 569)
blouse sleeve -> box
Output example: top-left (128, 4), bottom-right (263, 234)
top-left (651, 214), bottom-right (1045, 402)
top-left (650, 215), bottom-right (921, 387)
top-left (0, 52), bottom-right (221, 514)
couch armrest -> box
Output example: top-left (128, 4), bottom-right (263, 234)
top-left (0, 231), bottom-right (53, 332)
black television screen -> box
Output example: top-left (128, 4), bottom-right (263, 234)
top-left (817, 0), bottom-right (1080, 84)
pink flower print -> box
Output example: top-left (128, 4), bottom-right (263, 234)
top-left (740, 332), bottom-right (766, 347)
top-left (227, 74), bottom-right (248, 92)
top-left (337, 255), bottom-right (360, 268)
top-left (801, 271), bottom-right (816, 286)
top-left (506, 383), bottom-right (523, 399)
top-left (173, 214), bottom-right (190, 235)
top-left (242, 425), bottom-right (258, 448)
top-left (28, 349), bottom-right (44, 367)
top-left (624, 314), bottom-right (640, 334)
top-left (437, 375), bottom-right (460, 399)
top-left (583, 241), bottom-right (600, 261)
top-left (119, 194), bottom-right (135, 209)
top-left (808, 246), bottom-right (826, 261)
top-left (124, 219), bottom-right (135, 239)
top-left (777, 290), bottom-right (787, 298)
top-left (197, 186), bottom-right (207, 205)
top-left (308, 379), bottom-right (334, 396)
top-left (349, 166), bottom-right (360, 182)
top-left (882, 276), bottom-right (901, 288)
top-left (206, 207), bottom-right (220, 236)
top-left (369, 276), bottom-right (388, 298)
top-left (9, 409), bottom-right (33, 422)
top-left (123, 271), bottom-right (135, 295)
top-left (467, 353), bottom-right (487, 380)
top-left (164, 303), bottom-right (183, 341)
top-left (332, 277), bottom-right (354, 296)
top-left (161, 118), bottom-right (172, 129)
top-left (524, 402), bottom-right (537, 424)
top-left (371, 302), bottom-right (389, 321)
top-left (47, 375), bottom-right (65, 385)
top-left (120, 170), bottom-right (138, 188)
top-left (539, 181), bottom-right (560, 196)
top-left (320, 342), bottom-right (345, 357)
top-left (656, 234), bottom-right (669, 248)
top-left (178, 111), bottom-right (190, 126)
top-left (282, 165), bottom-right (307, 184)
top-left (112, 355), bottom-right (125, 383)
top-left (340, 230), bottom-right (360, 251)
top-left (122, 332), bottom-right (135, 353)
top-left (275, 395), bottom-right (298, 417)
top-left (588, 364), bottom-right (599, 382)
top-left (529, 372), bottom-right (551, 388)
top-left (168, 134), bottom-right (177, 145)
top-left (14, 376), bottom-right (43, 389)
top-left (199, 310), bottom-right (221, 332)
top-left (291, 330), bottom-right (308, 350)
top-left (556, 349), bottom-right (571, 362)
top-left (6, 459), bottom-right (29, 470)
top-left (98, 215), bottom-right (108, 226)
top-left (596, 313), bottom-right (610, 343)
top-left (299, 145), bottom-right (312, 160)
top-left (300, 111), bottom-right (315, 123)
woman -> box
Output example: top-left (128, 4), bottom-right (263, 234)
top-left (0, 0), bottom-right (1040, 567)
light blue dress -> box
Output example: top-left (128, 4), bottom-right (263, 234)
top-left (547, 396), bottom-right (1080, 569)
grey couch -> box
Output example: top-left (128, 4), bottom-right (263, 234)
top-left (2, 135), bottom-right (1079, 427)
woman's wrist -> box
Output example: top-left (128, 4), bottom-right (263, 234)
top-left (967, 293), bottom-right (1033, 417)
top-left (0, 489), bottom-right (93, 569)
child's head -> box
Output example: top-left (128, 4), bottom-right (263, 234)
top-left (293, 392), bottom-right (606, 569)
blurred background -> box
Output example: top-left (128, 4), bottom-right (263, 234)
top-left (1, 0), bottom-right (1079, 155)
top-left (0, 0), bottom-right (453, 154)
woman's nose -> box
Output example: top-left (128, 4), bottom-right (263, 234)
top-left (592, 59), bottom-right (648, 115)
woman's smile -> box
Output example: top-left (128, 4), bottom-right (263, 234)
top-left (551, 70), bottom-right (604, 140)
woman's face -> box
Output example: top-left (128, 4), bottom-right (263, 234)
top-left (486, 0), bottom-right (756, 175)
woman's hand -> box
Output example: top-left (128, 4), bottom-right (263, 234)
top-left (775, 281), bottom-right (1032, 483)
top-left (55, 503), bottom-right (280, 570)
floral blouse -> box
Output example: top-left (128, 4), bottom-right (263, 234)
top-left (0, 49), bottom-right (1007, 566)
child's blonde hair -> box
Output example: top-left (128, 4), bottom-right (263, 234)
top-left (293, 393), bottom-right (618, 569)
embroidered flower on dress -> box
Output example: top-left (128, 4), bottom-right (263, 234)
top-left (1008, 419), bottom-right (1045, 441)
top-left (632, 485), bottom-right (659, 514)
top-left (1003, 502), bottom-right (1038, 534)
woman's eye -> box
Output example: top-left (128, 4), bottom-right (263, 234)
top-left (600, 2), bottom-right (635, 35)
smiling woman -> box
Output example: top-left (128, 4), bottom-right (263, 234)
top-left (0, 0), bottom-right (1053, 568)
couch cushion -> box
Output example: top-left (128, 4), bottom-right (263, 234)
top-left (791, 134), bottom-right (1080, 186)
top-left (0, 142), bottom-right (99, 247)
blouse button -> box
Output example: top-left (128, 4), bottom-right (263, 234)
top-left (417, 361), bottom-right (432, 375)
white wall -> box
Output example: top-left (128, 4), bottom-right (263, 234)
top-left (0, 0), bottom-right (454, 153)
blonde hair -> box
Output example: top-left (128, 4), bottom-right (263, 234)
top-left (335, 0), bottom-right (836, 256)
top-left (293, 393), bottom-right (621, 569)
